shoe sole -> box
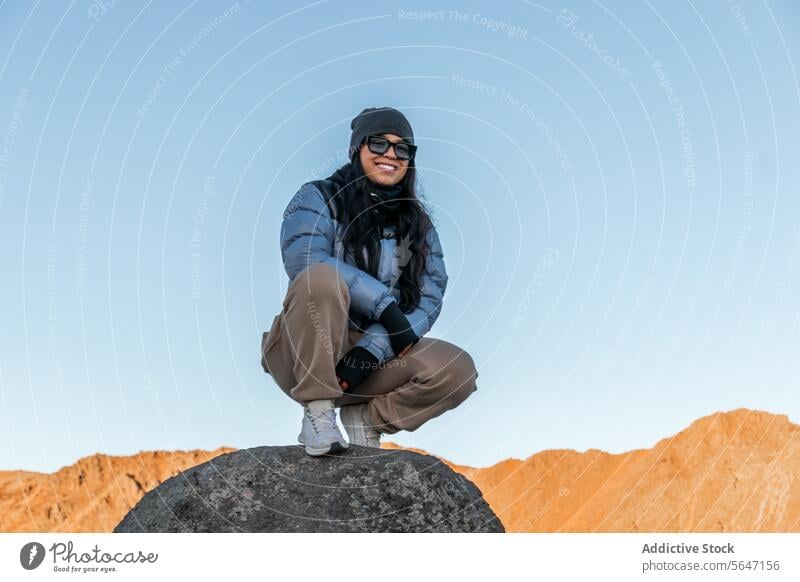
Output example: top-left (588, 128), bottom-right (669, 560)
top-left (304, 441), bottom-right (348, 456)
top-left (297, 434), bottom-right (348, 456)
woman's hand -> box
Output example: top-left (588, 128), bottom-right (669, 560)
top-left (337, 342), bottom-right (412, 390)
top-left (378, 301), bottom-right (420, 357)
top-left (335, 347), bottom-right (379, 392)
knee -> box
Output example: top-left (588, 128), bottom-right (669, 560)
top-left (288, 263), bottom-right (348, 305)
top-left (443, 347), bottom-right (479, 404)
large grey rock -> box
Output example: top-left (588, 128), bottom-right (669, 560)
top-left (113, 445), bottom-right (504, 533)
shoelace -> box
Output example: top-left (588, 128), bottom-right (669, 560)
top-left (307, 408), bottom-right (336, 433)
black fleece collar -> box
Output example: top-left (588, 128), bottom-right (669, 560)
top-left (326, 162), bottom-right (404, 217)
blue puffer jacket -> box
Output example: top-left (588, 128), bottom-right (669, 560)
top-left (280, 174), bottom-right (448, 364)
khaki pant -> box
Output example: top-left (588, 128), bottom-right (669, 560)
top-left (260, 263), bottom-right (478, 435)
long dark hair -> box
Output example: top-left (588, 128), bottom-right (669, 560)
top-left (335, 155), bottom-right (432, 313)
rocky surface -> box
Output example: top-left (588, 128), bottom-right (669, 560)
top-left (113, 445), bottom-right (503, 533)
top-left (4, 408), bottom-right (798, 533)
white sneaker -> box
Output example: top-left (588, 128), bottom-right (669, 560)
top-left (340, 403), bottom-right (382, 448)
top-left (297, 399), bottom-right (349, 456)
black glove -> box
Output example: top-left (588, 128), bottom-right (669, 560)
top-left (379, 301), bottom-right (419, 356)
top-left (335, 346), bottom-right (379, 391)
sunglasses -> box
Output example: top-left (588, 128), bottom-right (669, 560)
top-left (364, 135), bottom-right (417, 161)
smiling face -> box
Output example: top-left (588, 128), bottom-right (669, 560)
top-left (358, 133), bottom-right (410, 187)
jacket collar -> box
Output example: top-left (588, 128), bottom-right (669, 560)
top-left (319, 162), bottom-right (405, 225)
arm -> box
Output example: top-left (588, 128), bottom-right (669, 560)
top-left (353, 225), bottom-right (449, 363)
top-left (354, 321), bottom-right (396, 365)
top-left (280, 183), bottom-right (395, 321)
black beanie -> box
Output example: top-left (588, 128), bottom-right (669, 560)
top-left (349, 107), bottom-right (415, 160)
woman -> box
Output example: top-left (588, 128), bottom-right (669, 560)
top-left (261, 107), bottom-right (478, 456)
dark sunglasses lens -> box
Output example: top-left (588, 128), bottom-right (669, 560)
top-left (394, 143), bottom-right (411, 160)
top-left (367, 136), bottom-right (413, 160)
top-left (367, 137), bottom-right (389, 155)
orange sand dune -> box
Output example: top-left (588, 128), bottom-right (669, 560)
top-left (401, 408), bottom-right (800, 532)
top-left (1, 408), bottom-right (797, 532)
top-left (0, 448), bottom-right (235, 533)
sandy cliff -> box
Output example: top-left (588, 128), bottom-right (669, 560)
top-left (1, 408), bottom-right (797, 532)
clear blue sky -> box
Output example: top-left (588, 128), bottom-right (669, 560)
top-left (1, 0), bottom-right (799, 473)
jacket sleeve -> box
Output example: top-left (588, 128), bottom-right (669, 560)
top-left (280, 183), bottom-right (395, 320)
top-left (353, 321), bottom-right (396, 364)
top-left (353, 225), bottom-right (449, 364)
